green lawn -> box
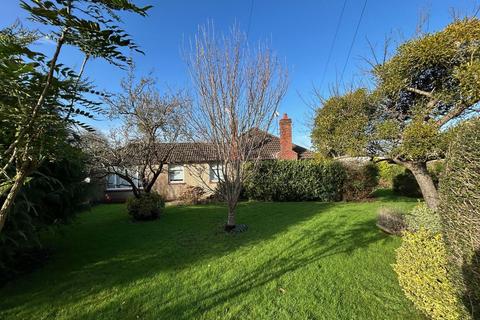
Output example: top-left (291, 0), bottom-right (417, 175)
top-left (0, 195), bottom-right (422, 319)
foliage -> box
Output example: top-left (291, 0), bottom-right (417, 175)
top-left (126, 192), bottom-right (165, 221)
top-left (371, 17), bottom-right (480, 160)
top-left (400, 120), bottom-right (444, 162)
top-left (243, 160), bottom-right (346, 202)
top-left (439, 118), bottom-right (480, 316)
top-left (0, 199), bottom-right (423, 319)
top-left (405, 202), bottom-right (442, 233)
top-left (341, 163), bottom-right (379, 201)
top-left (377, 161), bottom-right (405, 188)
top-left (0, 143), bottom-right (91, 282)
top-left (394, 229), bottom-right (468, 320)
top-left (311, 89), bottom-right (374, 157)
top-left (375, 19), bottom-right (480, 118)
top-left (376, 206), bottom-right (408, 235)
top-left (392, 170), bottom-right (422, 198)
top-left (179, 186), bottom-right (206, 205)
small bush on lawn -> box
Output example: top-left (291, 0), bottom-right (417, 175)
top-left (243, 160), bottom-right (346, 201)
top-left (376, 207), bottom-right (407, 235)
top-left (405, 202), bottom-right (442, 233)
top-left (392, 170), bottom-right (422, 198)
top-left (394, 229), bottom-right (468, 320)
top-left (342, 163), bottom-right (379, 201)
top-left (179, 186), bottom-right (206, 205)
top-left (126, 193), bottom-right (165, 221)
top-left (439, 117), bottom-right (480, 316)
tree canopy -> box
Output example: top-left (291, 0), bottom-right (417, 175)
top-left (311, 18), bottom-right (480, 209)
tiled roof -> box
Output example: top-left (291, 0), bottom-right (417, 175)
top-left (161, 129), bottom-right (313, 163)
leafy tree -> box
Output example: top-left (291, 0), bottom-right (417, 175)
top-left (0, 0), bottom-right (151, 233)
top-left (312, 18), bottom-right (480, 210)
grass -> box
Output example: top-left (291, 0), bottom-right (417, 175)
top-left (0, 193), bottom-right (422, 319)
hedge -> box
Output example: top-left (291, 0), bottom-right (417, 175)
top-left (439, 118), bottom-right (480, 317)
top-left (243, 160), bottom-right (346, 202)
top-left (341, 162), bottom-right (379, 200)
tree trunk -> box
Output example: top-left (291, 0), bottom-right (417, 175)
top-left (225, 202), bottom-right (236, 231)
top-left (407, 161), bottom-right (440, 210)
top-left (0, 167), bottom-right (29, 233)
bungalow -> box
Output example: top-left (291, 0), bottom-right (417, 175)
top-left (104, 114), bottom-right (313, 202)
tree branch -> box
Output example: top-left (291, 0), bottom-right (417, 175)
top-left (436, 102), bottom-right (469, 128)
top-left (406, 87), bottom-right (435, 99)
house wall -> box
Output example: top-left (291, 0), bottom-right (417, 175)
top-left (154, 163), bottom-right (218, 201)
top-left (104, 189), bottom-right (135, 202)
top-left (103, 163), bottom-right (219, 203)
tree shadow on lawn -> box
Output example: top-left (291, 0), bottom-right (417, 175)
top-left (0, 201), bottom-right (391, 319)
top-left (145, 218), bottom-right (390, 319)
top-left (78, 204), bottom-right (393, 319)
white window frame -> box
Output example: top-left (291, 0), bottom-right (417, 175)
top-left (168, 164), bottom-right (185, 183)
top-left (209, 163), bottom-right (224, 183)
top-left (106, 168), bottom-right (142, 191)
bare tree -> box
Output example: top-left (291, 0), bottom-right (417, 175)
top-left (185, 24), bottom-right (288, 231)
top-left (83, 68), bottom-right (188, 198)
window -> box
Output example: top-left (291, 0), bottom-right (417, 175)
top-left (209, 163), bottom-right (224, 182)
top-left (106, 169), bottom-right (141, 190)
top-left (168, 164), bottom-right (184, 183)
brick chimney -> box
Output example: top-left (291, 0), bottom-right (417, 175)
top-left (279, 113), bottom-right (297, 160)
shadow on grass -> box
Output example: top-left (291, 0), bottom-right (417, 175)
top-left (142, 217), bottom-right (387, 319)
top-left (0, 201), bottom-right (392, 319)
top-left (372, 188), bottom-right (420, 203)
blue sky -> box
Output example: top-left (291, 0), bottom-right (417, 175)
top-left (1, 0), bottom-right (479, 148)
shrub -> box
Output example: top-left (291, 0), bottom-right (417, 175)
top-left (393, 169), bottom-right (422, 198)
top-left (405, 202), bottom-right (442, 233)
top-left (243, 160), bottom-right (346, 201)
top-left (376, 207), bottom-right (407, 235)
top-left (394, 229), bottom-right (468, 320)
top-left (377, 161), bottom-right (405, 188)
top-left (0, 144), bottom-right (92, 283)
top-left (179, 186), bottom-right (206, 205)
top-left (439, 118), bottom-right (480, 316)
top-left (126, 192), bottom-right (165, 221)
top-left (342, 163), bottom-right (379, 201)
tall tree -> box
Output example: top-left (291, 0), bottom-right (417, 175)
top-left (312, 18), bottom-right (480, 210)
top-left (82, 68), bottom-right (188, 198)
top-left (186, 24), bottom-right (288, 231)
top-left (0, 0), bottom-right (151, 233)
